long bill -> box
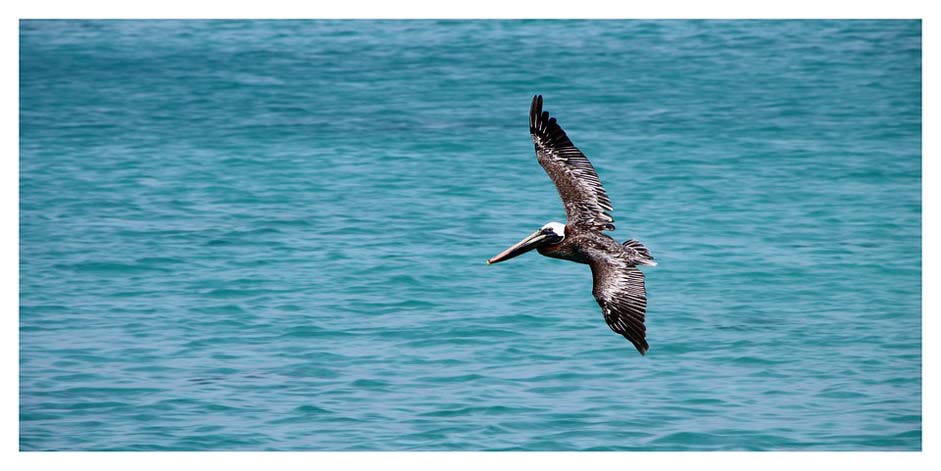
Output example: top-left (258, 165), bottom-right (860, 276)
top-left (487, 230), bottom-right (547, 265)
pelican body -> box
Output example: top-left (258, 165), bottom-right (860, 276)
top-left (487, 95), bottom-right (656, 355)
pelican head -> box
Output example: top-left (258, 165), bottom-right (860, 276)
top-left (487, 222), bottom-right (565, 265)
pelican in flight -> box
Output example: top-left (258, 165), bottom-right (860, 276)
top-left (487, 95), bottom-right (656, 355)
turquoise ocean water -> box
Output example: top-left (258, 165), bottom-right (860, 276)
top-left (20, 20), bottom-right (921, 450)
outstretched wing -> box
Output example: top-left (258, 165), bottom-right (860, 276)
top-left (530, 95), bottom-right (615, 232)
top-left (589, 255), bottom-right (649, 355)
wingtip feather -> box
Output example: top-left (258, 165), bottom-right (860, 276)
top-left (633, 339), bottom-right (650, 356)
top-left (530, 94), bottom-right (543, 129)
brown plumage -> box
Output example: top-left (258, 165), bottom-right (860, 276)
top-left (488, 95), bottom-right (656, 355)
top-left (530, 95), bottom-right (616, 232)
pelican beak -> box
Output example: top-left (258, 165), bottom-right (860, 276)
top-left (487, 230), bottom-right (547, 265)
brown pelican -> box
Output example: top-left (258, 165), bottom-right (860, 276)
top-left (487, 95), bottom-right (656, 355)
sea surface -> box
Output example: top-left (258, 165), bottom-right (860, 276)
top-left (19, 20), bottom-right (921, 450)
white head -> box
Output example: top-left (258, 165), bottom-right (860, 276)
top-left (487, 221), bottom-right (566, 265)
top-left (541, 222), bottom-right (566, 239)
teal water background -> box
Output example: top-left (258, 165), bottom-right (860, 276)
top-left (20, 20), bottom-right (921, 450)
